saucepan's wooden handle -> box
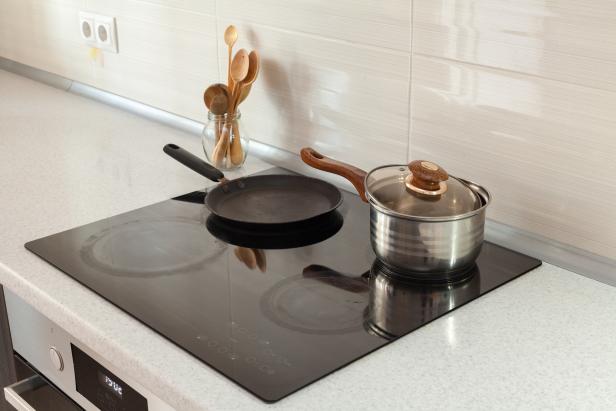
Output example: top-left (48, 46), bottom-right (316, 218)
top-left (300, 147), bottom-right (368, 202)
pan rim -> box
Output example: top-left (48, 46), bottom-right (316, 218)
top-left (204, 174), bottom-right (343, 225)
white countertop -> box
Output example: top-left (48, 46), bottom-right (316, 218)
top-left (1, 69), bottom-right (616, 410)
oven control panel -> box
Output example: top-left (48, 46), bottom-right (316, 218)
top-left (4, 289), bottom-right (174, 411)
top-left (72, 344), bottom-right (148, 411)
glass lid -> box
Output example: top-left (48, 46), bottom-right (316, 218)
top-left (365, 160), bottom-right (481, 218)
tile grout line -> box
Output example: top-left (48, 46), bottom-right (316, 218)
top-left (213, 0), bottom-right (221, 83)
top-left (218, 17), bottom-right (411, 57)
top-left (406, 0), bottom-right (414, 163)
top-left (414, 52), bottom-right (616, 94)
top-left (415, 26), bottom-right (616, 64)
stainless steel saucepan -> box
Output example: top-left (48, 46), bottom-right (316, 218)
top-left (300, 148), bottom-right (491, 279)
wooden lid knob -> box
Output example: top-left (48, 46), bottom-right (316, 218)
top-left (408, 160), bottom-right (448, 191)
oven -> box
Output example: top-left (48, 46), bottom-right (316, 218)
top-left (2, 289), bottom-right (174, 410)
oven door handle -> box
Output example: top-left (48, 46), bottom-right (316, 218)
top-left (4, 375), bottom-right (46, 411)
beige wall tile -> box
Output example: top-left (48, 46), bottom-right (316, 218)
top-left (217, 20), bottom-right (410, 169)
top-left (414, 0), bottom-right (616, 91)
top-left (218, 0), bottom-right (410, 51)
top-left (114, 17), bottom-right (218, 78)
top-left (134, 0), bottom-right (215, 15)
top-left (91, 53), bottom-right (210, 121)
top-left (411, 55), bottom-right (616, 259)
top-left (85, 0), bottom-right (215, 31)
top-left (0, 0), bottom-right (92, 81)
top-left (83, 0), bottom-right (219, 120)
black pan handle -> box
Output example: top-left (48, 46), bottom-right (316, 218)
top-left (164, 144), bottom-right (224, 182)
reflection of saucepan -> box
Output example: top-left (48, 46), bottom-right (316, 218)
top-left (365, 260), bottom-right (480, 340)
top-left (260, 265), bottom-right (369, 335)
top-left (260, 261), bottom-right (479, 338)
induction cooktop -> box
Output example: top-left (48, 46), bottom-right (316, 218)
top-left (25, 167), bottom-right (541, 402)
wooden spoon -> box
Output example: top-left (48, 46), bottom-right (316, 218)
top-left (211, 121), bottom-right (231, 167)
top-left (203, 83), bottom-right (229, 115)
top-left (203, 84), bottom-right (229, 146)
top-left (232, 50), bottom-right (259, 112)
top-left (224, 25), bottom-right (238, 89)
top-left (229, 50), bottom-right (260, 165)
top-left (213, 49), bottom-right (250, 166)
top-left (237, 84), bottom-right (252, 106)
top-left (229, 48), bottom-right (250, 107)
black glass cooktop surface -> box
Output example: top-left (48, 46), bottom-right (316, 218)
top-left (26, 168), bottom-right (541, 402)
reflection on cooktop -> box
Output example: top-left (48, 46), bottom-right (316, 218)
top-left (261, 265), bottom-right (369, 335)
top-left (80, 217), bottom-right (226, 277)
top-left (25, 167), bottom-right (542, 402)
top-left (366, 260), bottom-right (481, 340)
top-left (206, 211), bottom-right (344, 249)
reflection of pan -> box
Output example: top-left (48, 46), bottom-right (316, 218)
top-left (206, 211), bottom-right (343, 250)
top-left (80, 218), bottom-right (226, 277)
top-left (260, 266), bottom-right (369, 335)
top-left (165, 144), bottom-right (342, 226)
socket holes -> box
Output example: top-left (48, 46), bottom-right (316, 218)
top-left (97, 24), bottom-right (108, 43)
top-left (81, 21), bottom-right (92, 39)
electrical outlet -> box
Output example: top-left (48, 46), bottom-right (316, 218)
top-left (78, 12), bottom-right (118, 53)
top-left (94, 15), bottom-right (118, 53)
top-left (78, 12), bottom-right (96, 46)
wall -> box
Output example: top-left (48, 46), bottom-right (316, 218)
top-left (411, 0), bottom-right (616, 261)
top-left (1, 0), bottom-right (615, 261)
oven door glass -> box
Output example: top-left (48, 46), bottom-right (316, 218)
top-left (4, 356), bottom-right (82, 411)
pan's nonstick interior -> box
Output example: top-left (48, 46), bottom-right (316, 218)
top-left (205, 175), bottom-right (342, 225)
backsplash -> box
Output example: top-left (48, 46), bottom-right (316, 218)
top-left (411, 0), bottom-right (616, 262)
top-left (1, 0), bottom-right (615, 261)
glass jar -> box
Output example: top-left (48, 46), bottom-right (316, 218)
top-left (202, 111), bottom-right (250, 170)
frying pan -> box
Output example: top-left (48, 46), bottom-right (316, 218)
top-left (164, 144), bottom-right (342, 226)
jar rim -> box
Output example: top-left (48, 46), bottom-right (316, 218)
top-left (208, 110), bottom-right (241, 120)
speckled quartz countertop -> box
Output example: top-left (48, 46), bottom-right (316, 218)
top-left (1, 69), bottom-right (616, 410)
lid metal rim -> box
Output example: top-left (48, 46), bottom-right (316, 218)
top-left (364, 165), bottom-right (492, 221)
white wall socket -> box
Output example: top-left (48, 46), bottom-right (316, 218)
top-left (79, 12), bottom-right (118, 53)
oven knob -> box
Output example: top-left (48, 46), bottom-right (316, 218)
top-left (49, 347), bottom-right (64, 371)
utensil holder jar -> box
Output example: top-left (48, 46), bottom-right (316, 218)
top-left (202, 111), bottom-right (250, 170)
